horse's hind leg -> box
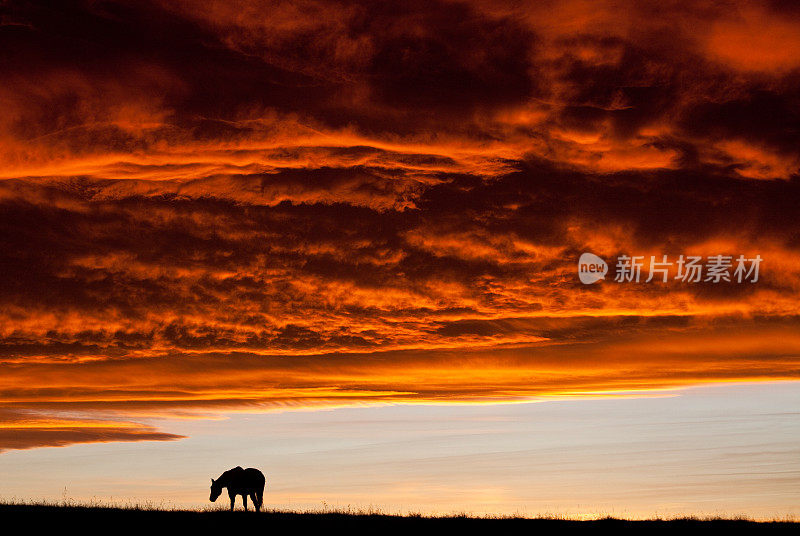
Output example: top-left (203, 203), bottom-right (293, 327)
top-left (243, 493), bottom-right (248, 511)
top-left (229, 495), bottom-right (235, 511)
top-left (250, 492), bottom-right (259, 511)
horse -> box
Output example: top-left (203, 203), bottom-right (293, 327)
top-left (210, 466), bottom-right (266, 511)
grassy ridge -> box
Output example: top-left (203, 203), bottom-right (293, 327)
top-left (2, 504), bottom-right (798, 534)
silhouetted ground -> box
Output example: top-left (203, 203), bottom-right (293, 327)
top-left (1, 504), bottom-right (798, 534)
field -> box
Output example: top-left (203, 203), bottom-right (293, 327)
top-left (2, 504), bottom-right (798, 535)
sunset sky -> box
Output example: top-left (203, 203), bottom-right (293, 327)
top-left (1, 0), bottom-right (799, 518)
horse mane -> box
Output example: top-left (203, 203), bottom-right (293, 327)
top-left (217, 466), bottom-right (244, 485)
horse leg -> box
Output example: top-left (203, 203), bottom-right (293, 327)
top-left (250, 492), bottom-right (259, 511)
top-left (243, 493), bottom-right (248, 511)
top-left (229, 491), bottom-right (235, 511)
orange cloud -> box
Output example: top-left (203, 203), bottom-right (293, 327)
top-left (706, 6), bottom-right (800, 72)
top-left (0, 410), bottom-right (183, 452)
top-left (2, 0), bottom-right (800, 451)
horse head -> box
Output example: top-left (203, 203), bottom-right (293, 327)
top-left (210, 478), bottom-right (223, 502)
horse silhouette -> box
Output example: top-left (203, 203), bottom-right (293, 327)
top-left (210, 466), bottom-right (265, 511)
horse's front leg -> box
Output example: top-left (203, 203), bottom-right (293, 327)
top-left (243, 493), bottom-right (248, 511)
top-left (229, 491), bottom-right (235, 511)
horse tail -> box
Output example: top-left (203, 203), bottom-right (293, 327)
top-left (258, 478), bottom-right (265, 509)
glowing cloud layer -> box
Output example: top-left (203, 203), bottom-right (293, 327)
top-left (1, 0), bottom-right (800, 450)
